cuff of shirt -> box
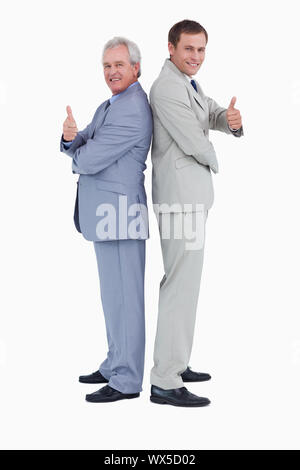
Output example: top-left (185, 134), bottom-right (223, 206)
top-left (62, 139), bottom-right (73, 148)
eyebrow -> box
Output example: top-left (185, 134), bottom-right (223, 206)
top-left (185, 45), bottom-right (206, 49)
top-left (103, 60), bottom-right (126, 65)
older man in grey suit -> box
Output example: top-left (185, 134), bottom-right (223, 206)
top-left (149, 20), bottom-right (243, 407)
top-left (60, 37), bottom-right (152, 403)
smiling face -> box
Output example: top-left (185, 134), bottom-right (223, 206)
top-left (168, 32), bottom-right (207, 76)
top-left (103, 44), bottom-right (139, 95)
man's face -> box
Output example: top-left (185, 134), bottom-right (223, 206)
top-left (103, 45), bottom-right (139, 95)
top-left (168, 32), bottom-right (207, 76)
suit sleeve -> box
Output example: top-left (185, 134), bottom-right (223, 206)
top-left (206, 96), bottom-right (244, 137)
top-left (151, 80), bottom-right (219, 173)
top-left (66, 111), bottom-right (143, 175)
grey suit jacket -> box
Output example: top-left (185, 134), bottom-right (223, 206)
top-left (150, 59), bottom-right (243, 213)
top-left (60, 82), bottom-right (153, 241)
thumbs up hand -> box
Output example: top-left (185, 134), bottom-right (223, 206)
top-left (63, 105), bottom-right (78, 141)
top-left (226, 96), bottom-right (242, 130)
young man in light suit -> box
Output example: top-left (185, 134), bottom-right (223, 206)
top-left (149, 20), bottom-right (243, 407)
top-left (60, 37), bottom-right (153, 403)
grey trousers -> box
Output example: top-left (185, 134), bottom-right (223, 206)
top-left (94, 239), bottom-right (146, 394)
top-left (151, 210), bottom-right (208, 390)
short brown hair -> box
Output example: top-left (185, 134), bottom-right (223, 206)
top-left (168, 19), bottom-right (208, 47)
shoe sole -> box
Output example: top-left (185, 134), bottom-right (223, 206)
top-left (182, 377), bottom-right (211, 382)
top-left (86, 394), bottom-right (140, 403)
top-left (79, 379), bottom-right (109, 384)
top-left (150, 396), bottom-right (210, 407)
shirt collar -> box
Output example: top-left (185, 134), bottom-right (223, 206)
top-left (110, 81), bottom-right (138, 103)
top-left (184, 73), bottom-right (194, 82)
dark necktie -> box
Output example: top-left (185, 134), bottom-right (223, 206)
top-left (105, 100), bottom-right (111, 110)
top-left (190, 79), bottom-right (197, 92)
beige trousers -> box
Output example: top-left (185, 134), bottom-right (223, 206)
top-left (151, 210), bottom-right (208, 389)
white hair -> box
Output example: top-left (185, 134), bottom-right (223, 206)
top-left (102, 36), bottom-right (141, 77)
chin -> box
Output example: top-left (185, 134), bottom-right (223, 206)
top-left (188, 68), bottom-right (199, 75)
top-left (111, 85), bottom-right (122, 94)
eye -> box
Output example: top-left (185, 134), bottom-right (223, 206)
top-left (104, 65), bottom-right (111, 69)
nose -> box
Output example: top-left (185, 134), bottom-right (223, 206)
top-left (109, 65), bottom-right (120, 76)
top-left (191, 53), bottom-right (201, 63)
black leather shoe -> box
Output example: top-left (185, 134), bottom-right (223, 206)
top-left (181, 366), bottom-right (211, 382)
top-left (86, 385), bottom-right (140, 403)
top-left (79, 370), bottom-right (109, 384)
top-left (150, 385), bottom-right (210, 407)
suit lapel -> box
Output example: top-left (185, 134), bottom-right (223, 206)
top-left (189, 84), bottom-right (207, 111)
top-left (163, 59), bottom-right (207, 111)
top-left (90, 101), bottom-right (110, 138)
top-left (194, 81), bottom-right (208, 110)
top-left (90, 83), bottom-right (143, 139)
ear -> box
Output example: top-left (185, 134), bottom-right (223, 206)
top-left (168, 42), bottom-right (175, 57)
top-left (133, 62), bottom-right (140, 77)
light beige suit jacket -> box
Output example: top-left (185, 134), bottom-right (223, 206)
top-left (150, 59), bottom-right (243, 212)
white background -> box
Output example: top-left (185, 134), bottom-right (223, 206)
top-left (1, 0), bottom-right (300, 450)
